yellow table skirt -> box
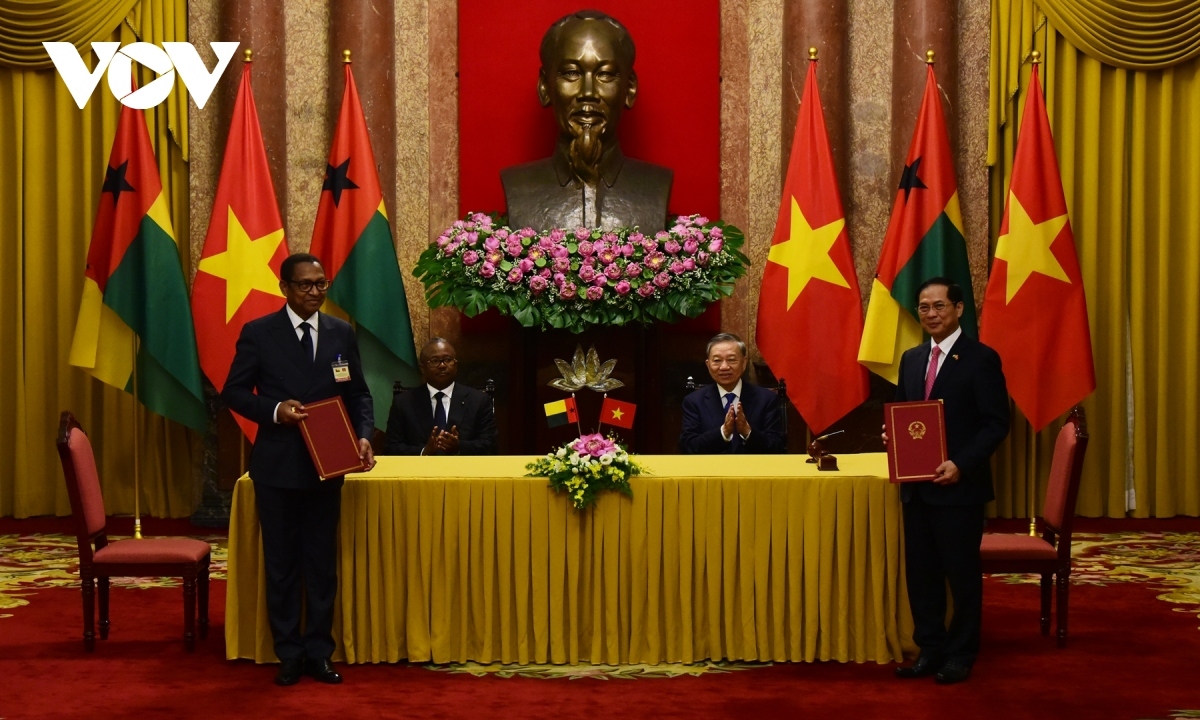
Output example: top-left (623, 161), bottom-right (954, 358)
top-left (225, 454), bottom-right (915, 665)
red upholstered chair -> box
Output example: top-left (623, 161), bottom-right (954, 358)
top-left (55, 411), bottom-right (212, 651)
top-left (981, 406), bottom-right (1089, 647)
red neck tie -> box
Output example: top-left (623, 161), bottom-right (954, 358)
top-left (924, 345), bottom-right (942, 400)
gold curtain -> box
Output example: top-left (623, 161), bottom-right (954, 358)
top-left (989, 0), bottom-right (1200, 518)
top-left (0, 0), bottom-right (140, 69)
top-left (1039, 0), bottom-right (1200, 70)
top-left (0, 0), bottom-right (198, 519)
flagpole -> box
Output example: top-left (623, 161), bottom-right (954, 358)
top-left (131, 334), bottom-right (142, 540)
top-left (597, 393), bottom-right (606, 435)
top-left (1026, 51), bottom-right (1043, 538)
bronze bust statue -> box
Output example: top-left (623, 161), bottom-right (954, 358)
top-left (501, 10), bottom-right (673, 232)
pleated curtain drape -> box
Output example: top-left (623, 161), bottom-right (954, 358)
top-left (0, 0), bottom-right (198, 518)
top-left (989, 0), bottom-right (1200, 518)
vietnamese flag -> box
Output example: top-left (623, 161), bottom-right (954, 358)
top-left (980, 62), bottom-right (1095, 431)
top-left (191, 60), bottom-right (289, 441)
top-left (600, 397), bottom-right (636, 429)
top-left (68, 93), bottom-right (206, 431)
top-left (311, 61), bottom-right (420, 429)
top-left (756, 57), bottom-right (868, 433)
top-left (858, 59), bottom-right (976, 384)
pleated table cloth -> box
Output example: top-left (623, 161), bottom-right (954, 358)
top-left (225, 453), bottom-right (915, 665)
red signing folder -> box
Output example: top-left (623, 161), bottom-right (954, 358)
top-left (884, 400), bottom-right (948, 483)
top-left (298, 396), bottom-right (366, 480)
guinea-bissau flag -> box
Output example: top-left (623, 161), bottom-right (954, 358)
top-left (68, 99), bottom-right (206, 432)
top-left (858, 59), bottom-right (977, 385)
top-left (310, 61), bottom-right (420, 429)
top-left (192, 60), bottom-right (289, 441)
top-left (980, 62), bottom-right (1095, 431)
top-left (544, 397), bottom-right (579, 428)
top-left (756, 57), bottom-right (868, 434)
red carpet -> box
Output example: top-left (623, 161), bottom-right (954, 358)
top-left (2, 519), bottom-right (1198, 719)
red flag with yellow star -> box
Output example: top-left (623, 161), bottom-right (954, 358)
top-left (191, 61), bottom-right (289, 440)
top-left (756, 58), bottom-right (868, 434)
top-left (980, 63), bottom-right (1094, 431)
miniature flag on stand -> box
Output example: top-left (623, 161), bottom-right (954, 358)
top-left (191, 58), bottom-right (289, 441)
top-left (979, 59), bottom-right (1095, 431)
top-left (599, 397), bottom-right (636, 429)
top-left (858, 52), bottom-right (976, 384)
top-left (545, 397), bottom-right (579, 428)
top-left (756, 52), bottom-right (868, 433)
top-left (68, 96), bottom-right (207, 431)
top-left (310, 56), bottom-right (420, 430)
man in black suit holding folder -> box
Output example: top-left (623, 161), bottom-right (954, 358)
top-left (890, 277), bottom-right (1009, 684)
top-left (223, 253), bottom-right (375, 686)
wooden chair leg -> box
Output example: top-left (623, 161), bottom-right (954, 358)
top-left (98, 577), bottom-right (111, 640)
top-left (81, 572), bottom-right (96, 652)
top-left (1039, 573), bottom-right (1052, 636)
top-left (1057, 570), bottom-right (1070, 647)
top-left (183, 570), bottom-right (197, 653)
top-left (198, 562), bottom-right (210, 640)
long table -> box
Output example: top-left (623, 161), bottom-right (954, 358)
top-left (225, 454), bottom-right (914, 665)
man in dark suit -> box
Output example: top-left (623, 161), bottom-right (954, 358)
top-left (891, 277), bottom-right (1009, 685)
top-left (679, 333), bottom-right (786, 454)
top-left (223, 253), bottom-right (375, 687)
top-left (383, 337), bottom-right (497, 456)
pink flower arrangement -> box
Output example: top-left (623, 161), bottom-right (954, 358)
top-left (416, 213), bottom-right (747, 331)
top-left (571, 433), bottom-right (618, 458)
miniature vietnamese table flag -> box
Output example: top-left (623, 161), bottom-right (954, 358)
top-left (600, 397), bottom-right (636, 429)
top-left (310, 57), bottom-right (420, 429)
top-left (756, 54), bottom-right (868, 434)
top-left (192, 59), bottom-right (289, 441)
top-left (980, 61), bottom-right (1095, 431)
top-left (859, 54), bottom-right (976, 384)
top-left (68, 98), bottom-right (207, 431)
top-left (545, 397), bottom-right (579, 428)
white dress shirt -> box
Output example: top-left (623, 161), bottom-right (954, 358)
top-left (420, 382), bottom-right (455, 455)
top-left (717, 379), bottom-right (750, 442)
top-left (926, 326), bottom-right (963, 381)
top-left (273, 305), bottom-right (320, 423)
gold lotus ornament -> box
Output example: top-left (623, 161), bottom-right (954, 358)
top-left (550, 345), bottom-right (625, 393)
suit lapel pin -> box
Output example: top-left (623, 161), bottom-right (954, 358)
top-left (952, 354), bottom-right (959, 360)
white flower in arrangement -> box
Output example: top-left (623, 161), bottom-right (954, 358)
top-left (556, 447), bottom-right (568, 458)
top-left (599, 453), bottom-right (615, 466)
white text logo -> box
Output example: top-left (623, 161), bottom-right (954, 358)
top-left (43, 42), bottom-right (240, 110)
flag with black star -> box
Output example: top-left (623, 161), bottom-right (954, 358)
top-left (858, 61), bottom-right (977, 384)
top-left (309, 62), bottom-right (420, 431)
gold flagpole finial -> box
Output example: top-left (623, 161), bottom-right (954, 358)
top-left (809, 47), bottom-right (818, 61)
top-left (243, 48), bottom-right (253, 63)
top-left (1030, 50), bottom-right (1042, 64)
top-left (343, 49), bottom-right (352, 64)
top-left (925, 49), bottom-right (936, 64)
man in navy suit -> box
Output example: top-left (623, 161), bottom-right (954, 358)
top-left (383, 337), bottom-right (497, 456)
top-left (679, 333), bottom-right (786, 454)
top-left (891, 278), bottom-right (1009, 685)
top-left (223, 253), bottom-right (375, 687)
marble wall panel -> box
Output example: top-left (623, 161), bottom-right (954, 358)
top-left (283, 0), bottom-right (330, 251)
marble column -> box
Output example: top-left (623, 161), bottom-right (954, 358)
top-left (328, 0), bottom-right (397, 214)
top-left (890, 0), bottom-right (959, 184)
top-left (781, 0), bottom-right (849, 192)
top-left (219, 0), bottom-right (289, 213)
top-left (427, 0), bottom-right (461, 346)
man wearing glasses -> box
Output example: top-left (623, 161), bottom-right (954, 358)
top-left (890, 277), bottom-right (1009, 685)
top-left (382, 337), bottom-right (498, 456)
top-left (224, 252), bottom-right (375, 687)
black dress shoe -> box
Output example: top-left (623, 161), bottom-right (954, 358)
top-left (935, 661), bottom-right (972, 685)
top-left (275, 657), bottom-right (305, 686)
top-left (306, 657), bottom-right (343, 684)
top-left (894, 655), bottom-right (940, 679)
